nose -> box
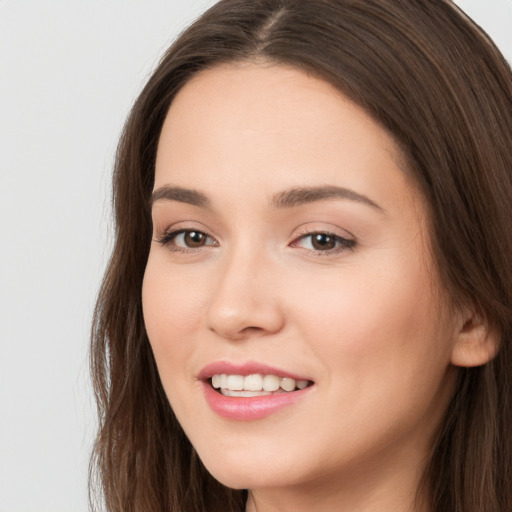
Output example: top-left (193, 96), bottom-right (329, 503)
top-left (205, 250), bottom-right (285, 340)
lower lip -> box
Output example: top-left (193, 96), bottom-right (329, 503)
top-left (202, 382), bottom-right (313, 420)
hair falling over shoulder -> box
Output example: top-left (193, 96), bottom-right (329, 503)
top-left (89, 1), bottom-right (512, 510)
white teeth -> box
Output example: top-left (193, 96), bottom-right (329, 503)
top-left (226, 374), bottom-right (244, 390)
top-left (244, 374), bottom-right (263, 391)
top-left (296, 380), bottom-right (309, 390)
top-left (211, 373), bottom-right (310, 393)
top-left (221, 389), bottom-right (272, 397)
top-left (280, 377), bottom-right (296, 392)
top-left (262, 374), bottom-right (280, 391)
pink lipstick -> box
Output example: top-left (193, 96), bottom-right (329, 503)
top-left (199, 361), bottom-right (314, 421)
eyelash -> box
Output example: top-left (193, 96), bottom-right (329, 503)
top-left (291, 230), bottom-right (356, 255)
top-left (156, 228), bottom-right (356, 256)
top-left (156, 229), bottom-right (218, 253)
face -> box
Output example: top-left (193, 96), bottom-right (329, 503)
top-left (142, 63), bottom-right (460, 504)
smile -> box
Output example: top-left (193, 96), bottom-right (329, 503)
top-left (200, 363), bottom-right (315, 420)
top-left (211, 373), bottom-right (310, 396)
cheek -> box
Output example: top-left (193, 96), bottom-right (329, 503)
top-left (141, 257), bottom-right (206, 391)
top-left (282, 259), bottom-right (456, 458)
top-left (286, 253), bottom-right (452, 382)
top-left (142, 255), bottom-right (205, 339)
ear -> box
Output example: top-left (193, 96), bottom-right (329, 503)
top-left (450, 306), bottom-right (500, 367)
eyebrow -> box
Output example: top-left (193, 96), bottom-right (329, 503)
top-left (271, 185), bottom-right (383, 211)
top-left (150, 184), bottom-right (383, 212)
top-left (150, 185), bottom-right (210, 207)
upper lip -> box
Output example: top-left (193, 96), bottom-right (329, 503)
top-left (198, 360), bottom-right (313, 382)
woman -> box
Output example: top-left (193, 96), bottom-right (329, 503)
top-left (89, 1), bottom-right (512, 511)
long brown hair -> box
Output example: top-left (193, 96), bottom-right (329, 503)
top-left (89, 1), bottom-right (512, 510)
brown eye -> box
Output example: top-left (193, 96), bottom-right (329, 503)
top-left (311, 233), bottom-right (336, 250)
top-left (184, 231), bottom-right (207, 247)
top-left (157, 229), bottom-right (217, 250)
top-left (292, 231), bottom-right (356, 254)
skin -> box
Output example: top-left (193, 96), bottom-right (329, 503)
top-left (142, 63), bottom-right (486, 511)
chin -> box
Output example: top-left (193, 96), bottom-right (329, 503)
top-left (206, 467), bottom-right (287, 491)
top-left (196, 447), bottom-right (291, 490)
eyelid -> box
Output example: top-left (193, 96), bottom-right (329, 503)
top-left (290, 225), bottom-right (356, 255)
top-left (155, 224), bottom-right (219, 252)
top-left (153, 221), bottom-right (355, 256)
top-left (292, 223), bottom-right (355, 240)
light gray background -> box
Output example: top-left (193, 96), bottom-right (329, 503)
top-left (0, 1), bottom-right (511, 511)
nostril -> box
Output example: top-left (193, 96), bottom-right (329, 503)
top-left (240, 326), bottom-right (265, 335)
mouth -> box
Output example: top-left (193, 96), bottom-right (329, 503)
top-left (199, 362), bottom-right (315, 419)
top-left (209, 373), bottom-right (314, 397)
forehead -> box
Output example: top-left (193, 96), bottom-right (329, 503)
top-left (154, 62), bottom-right (414, 213)
top-left (158, 62), bottom-right (399, 155)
